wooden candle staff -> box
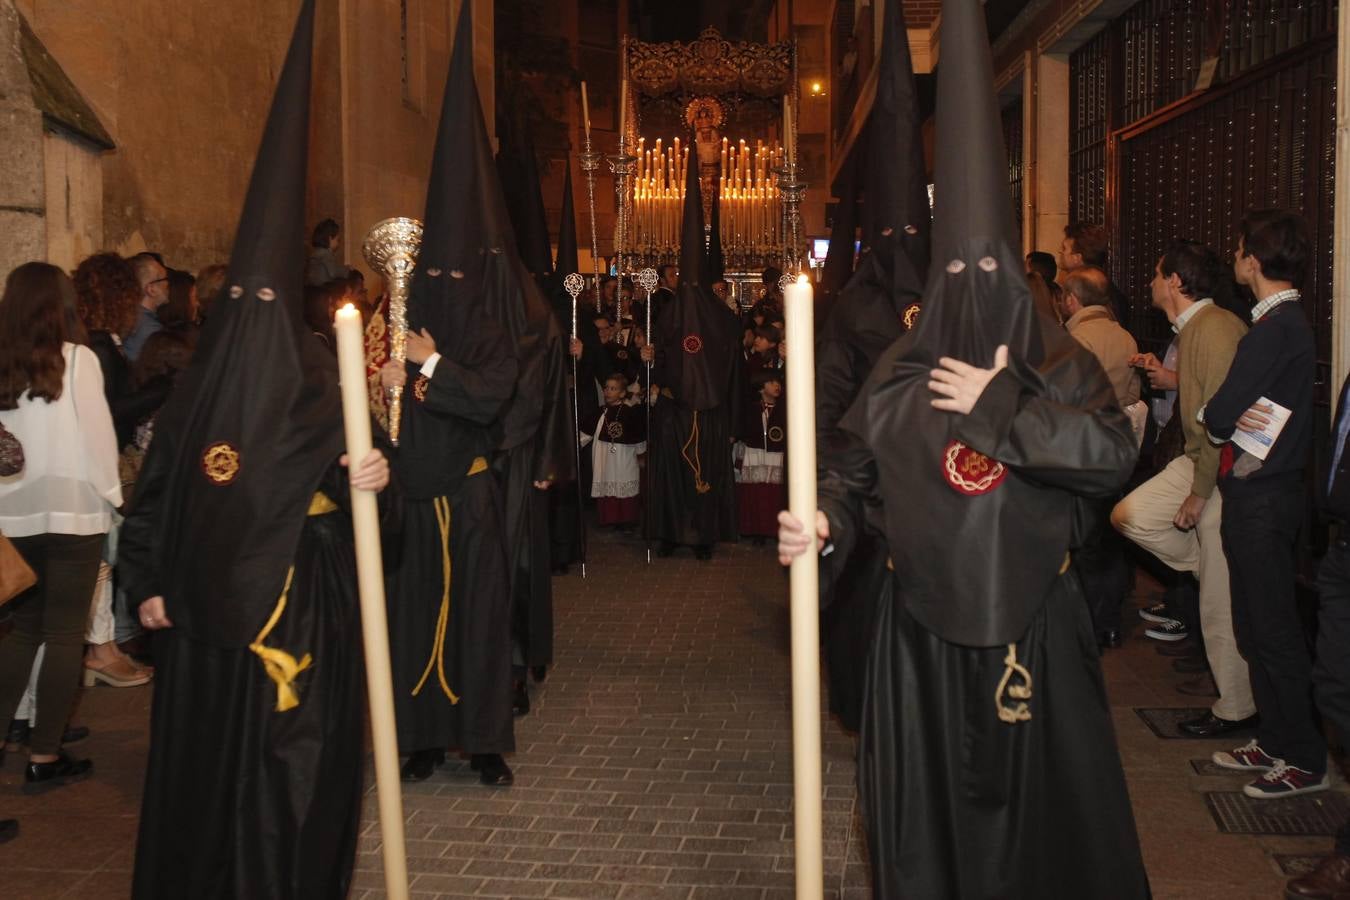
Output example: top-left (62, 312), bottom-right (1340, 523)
top-left (333, 303), bottom-right (410, 900)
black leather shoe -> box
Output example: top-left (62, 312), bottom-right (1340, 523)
top-left (400, 748), bottom-right (444, 782)
top-left (1177, 711), bottom-right (1258, 738)
top-left (551, 563), bottom-right (570, 576)
top-left (23, 752), bottom-right (92, 795)
top-left (694, 545), bottom-right (713, 560)
top-left (656, 541), bottom-right (676, 558)
top-left (470, 753), bottom-right (514, 787)
top-left (531, 665), bottom-right (548, 684)
top-left (1097, 629), bottom-right (1122, 650)
top-left (0, 818), bottom-right (16, 844)
top-left (512, 680), bottom-right (530, 717)
top-left (1172, 656), bottom-right (1209, 674)
top-left (1286, 851), bottom-right (1350, 898)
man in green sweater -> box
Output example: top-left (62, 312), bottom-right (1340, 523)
top-left (1112, 240), bottom-right (1256, 737)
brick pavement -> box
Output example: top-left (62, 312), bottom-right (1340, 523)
top-left (0, 524), bottom-right (1345, 898)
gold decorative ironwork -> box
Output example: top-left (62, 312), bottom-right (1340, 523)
top-left (362, 217), bottom-right (423, 445)
top-left (629, 27), bottom-right (792, 100)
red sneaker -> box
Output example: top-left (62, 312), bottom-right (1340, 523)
top-left (1212, 739), bottom-right (1279, 772)
top-left (1244, 762), bottom-right (1329, 799)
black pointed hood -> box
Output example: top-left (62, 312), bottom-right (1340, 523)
top-left (513, 112), bottom-right (555, 280)
top-left (848, 0), bottom-right (1119, 649)
top-left (819, 156), bottom-right (860, 319)
top-left (660, 138), bottom-right (739, 410)
top-left (865, 0), bottom-right (930, 299)
top-left (555, 157), bottom-right (579, 278)
top-left (678, 140), bottom-right (706, 288)
top-left (411, 0), bottom-right (505, 347)
top-left (128, 0), bottom-right (343, 648)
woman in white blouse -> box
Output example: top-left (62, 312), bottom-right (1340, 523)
top-left (0, 262), bottom-right (121, 793)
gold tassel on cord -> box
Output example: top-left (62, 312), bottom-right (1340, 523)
top-left (680, 409), bottom-right (711, 494)
top-left (250, 567), bottom-right (313, 713)
top-left (994, 642), bottom-right (1033, 724)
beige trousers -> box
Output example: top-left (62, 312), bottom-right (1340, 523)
top-left (1112, 455), bottom-right (1255, 721)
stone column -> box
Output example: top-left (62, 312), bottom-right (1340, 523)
top-left (1030, 52), bottom-right (1070, 255)
top-left (0, 0), bottom-right (45, 279)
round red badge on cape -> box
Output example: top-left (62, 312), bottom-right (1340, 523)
top-left (682, 335), bottom-right (703, 354)
top-left (942, 440), bottom-right (1006, 495)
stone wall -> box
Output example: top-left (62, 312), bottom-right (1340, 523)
top-left (16, 0), bottom-right (494, 278)
top-left (0, 0), bottom-right (45, 280)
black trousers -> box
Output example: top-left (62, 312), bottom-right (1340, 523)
top-left (1315, 537), bottom-right (1350, 853)
top-left (1222, 482), bottom-right (1324, 772)
top-left (1074, 497), bottom-right (1131, 634)
top-left (0, 532), bottom-right (104, 754)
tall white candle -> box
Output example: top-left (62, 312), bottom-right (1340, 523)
top-left (333, 303), bottom-right (410, 900)
top-left (782, 276), bottom-right (822, 900)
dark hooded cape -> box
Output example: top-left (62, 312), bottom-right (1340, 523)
top-left (386, 0), bottom-right (520, 754)
top-left (816, 0), bottom-right (1149, 896)
top-left (120, 2), bottom-right (377, 896)
top-left (646, 136), bottom-right (742, 548)
top-left (814, 0), bottom-right (929, 733)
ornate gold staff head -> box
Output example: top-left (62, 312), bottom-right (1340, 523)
top-left (362, 217), bottom-right (423, 445)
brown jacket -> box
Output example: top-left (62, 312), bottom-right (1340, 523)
top-left (1065, 305), bottom-right (1141, 410)
top-left (1176, 302), bottom-right (1247, 498)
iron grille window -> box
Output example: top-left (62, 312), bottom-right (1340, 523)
top-left (1069, 29), bottom-right (1110, 227)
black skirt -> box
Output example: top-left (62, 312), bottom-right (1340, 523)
top-left (133, 511), bottom-right (364, 900)
top-left (859, 571), bottom-right (1150, 899)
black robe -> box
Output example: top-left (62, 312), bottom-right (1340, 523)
top-left (386, 316), bottom-right (518, 754)
top-left (126, 458), bottom-right (395, 900)
top-left (644, 303), bottom-right (741, 548)
top-left (814, 252), bottom-right (913, 732)
top-left (819, 339), bottom-right (1148, 898)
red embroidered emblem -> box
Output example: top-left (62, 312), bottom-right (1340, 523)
top-left (901, 303), bottom-right (921, 330)
top-left (942, 440), bottom-right (1006, 495)
top-left (682, 334), bottom-right (703, 354)
top-left (412, 374), bottom-right (430, 403)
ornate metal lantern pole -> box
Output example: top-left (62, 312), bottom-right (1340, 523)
top-left (636, 267), bottom-right (658, 564)
top-left (563, 271), bottom-right (589, 577)
top-left (362, 217), bottom-right (423, 445)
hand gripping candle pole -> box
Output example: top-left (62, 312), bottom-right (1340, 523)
top-left (362, 217), bottom-right (424, 445)
top-left (564, 272), bottom-right (589, 578)
top-left (333, 303), bottom-right (409, 900)
top-left (637, 267), bottom-right (658, 565)
top-left (783, 274), bottom-right (823, 899)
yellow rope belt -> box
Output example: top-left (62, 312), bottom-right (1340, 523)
top-left (680, 410), bottom-right (711, 494)
top-left (248, 492), bottom-right (343, 712)
top-left (411, 456), bottom-right (488, 702)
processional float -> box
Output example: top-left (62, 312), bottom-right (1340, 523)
top-left (569, 28), bottom-right (820, 899)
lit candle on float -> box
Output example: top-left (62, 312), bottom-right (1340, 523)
top-left (333, 303), bottom-right (410, 899)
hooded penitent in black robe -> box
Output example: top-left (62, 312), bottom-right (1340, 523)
top-left (646, 140), bottom-right (742, 553)
top-left (118, 4), bottom-right (387, 895)
top-left (491, 115), bottom-right (574, 675)
top-left (386, 2), bottom-right (519, 757)
top-left (817, 2), bottom-right (1150, 896)
top-left (816, 0), bottom-right (930, 734)
top-left (548, 157), bottom-right (591, 570)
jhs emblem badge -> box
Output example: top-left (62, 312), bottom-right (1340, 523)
top-left (682, 334), bottom-right (703, 354)
top-left (942, 440), bottom-right (1006, 495)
